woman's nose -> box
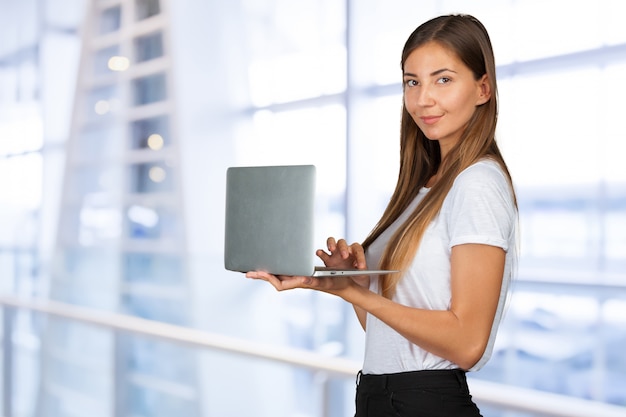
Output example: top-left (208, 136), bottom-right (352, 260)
top-left (416, 85), bottom-right (434, 106)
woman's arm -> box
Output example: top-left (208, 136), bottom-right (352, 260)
top-left (337, 242), bottom-right (505, 370)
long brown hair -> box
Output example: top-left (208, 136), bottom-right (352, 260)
top-left (362, 14), bottom-right (517, 298)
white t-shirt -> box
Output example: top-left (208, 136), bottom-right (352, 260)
top-left (363, 159), bottom-right (517, 374)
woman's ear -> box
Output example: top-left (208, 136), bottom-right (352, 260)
top-left (476, 74), bottom-right (491, 105)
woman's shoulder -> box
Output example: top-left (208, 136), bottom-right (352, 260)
top-left (458, 158), bottom-right (506, 179)
top-left (445, 158), bottom-right (517, 222)
top-left (452, 158), bottom-right (509, 189)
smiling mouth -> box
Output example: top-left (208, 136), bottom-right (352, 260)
top-left (420, 116), bottom-right (441, 125)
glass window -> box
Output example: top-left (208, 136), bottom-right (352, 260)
top-left (123, 253), bottom-right (184, 284)
top-left (17, 60), bottom-right (39, 101)
top-left (126, 204), bottom-right (180, 241)
top-left (603, 62), bottom-right (626, 183)
top-left (48, 355), bottom-right (111, 398)
top-left (86, 84), bottom-right (120, 120)
top-left (0, 251), bottom-right (16, 293)
top-left (94, 45), bottom-right (121, 75)
top-left (41, 320), bottom-right (114, 417)
top-left (68, 165), bottom-right (121, 195)
top-left (0, 250), bottom-right (36, 292)
top-left (248, 46), bottom-right (346, 105)
top-left (99, 6), bottom-right (121, 34)
top-left (0, 106), bottom-right (43, 155)
top-left (78, 201), bottom-right (123, 244)
top-left (132, 73), bottom-right (167, 105)
top-left (128, 161), bottom-right (174, 194)
top-left (499, 68), bottom-right (603, 188)
top-left (45, 0), bottom-right (87, 29)
top-left (58, 248), bottom-right (120, 291)
top-left (524, 209), bottom-right (590, 259)
top-left (0, 66), bottom-right (18, 103)
top-left (135, 32), bottom-right (164, 62)
top-left (135, 0), bottom-right (161, 21)
top-left (131, 116), bottom-right (170, 150)
top-left (128, 383), bottom-right (196, 417)
top-left (606, 210), bottom-right (626, 262)
top-left (121, 294), bottom-right (185, 324)
top-left (76, 123), bottom-right (124, 160)
top-left (242, 0), bottom-right (346, 105)
top-left (125, 337), bottom-right (195, 381)
top-left (0, 153), bottom-right (43, 211)
top-left (510, 1), bottom-right (603, 62)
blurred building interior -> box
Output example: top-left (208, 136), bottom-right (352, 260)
top-left (1, 0), bottom-right (625, 416)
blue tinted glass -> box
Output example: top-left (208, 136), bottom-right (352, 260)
top-left (128, 384), bottom-right (196, 417)
top-left (121, 294), bottom-right (185, 324)
top-left (124, 253), bottom-right (183, 284)
top-left (128, 162), bottom-right (173, 193)
top-left (135, 0), bottom-right (160, 20)
top-left (131, 116), bottom-right (170, 150)
top-left (126, 205), bottom-right (179, 241)
top-left (87, 84), bottom-right (119, 120)
top-left (94, 45), bottom-right (120, 75)
top-left (133, 73), bottom-right (167, 105)
top-left (77, 123), bottom-right (124, 160)
top-left (135, 32), bottom-right (163, 62)
top-left (125, 337), bottom-right (195, 381)
top-left (99, 6), bottom-right (121, 34)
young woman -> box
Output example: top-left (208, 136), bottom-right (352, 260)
top-left (247, 14), bottom-right (517, 417)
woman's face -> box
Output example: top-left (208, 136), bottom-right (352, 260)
top-left (403, 41), bottom-right (490, 155)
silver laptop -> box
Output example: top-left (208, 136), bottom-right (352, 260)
top-left (224, 165), bottom-right (397, 277)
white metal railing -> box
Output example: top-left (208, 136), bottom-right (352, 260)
top-left (2, 295), bottom-right (626, 417)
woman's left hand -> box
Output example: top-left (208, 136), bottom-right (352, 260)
top-left (245, 271), bottom-right (353, 294)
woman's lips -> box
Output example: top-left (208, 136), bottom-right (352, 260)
top-left (420, 115), bottom-right (442, 125)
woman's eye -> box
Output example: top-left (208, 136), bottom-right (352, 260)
top-left (437, 77), bottom-right (451, 84)
top-left (404, 79), bottom-right (418, 87)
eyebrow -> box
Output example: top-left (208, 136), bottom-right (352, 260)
top-left (403, 68), bottom-right (457, 77)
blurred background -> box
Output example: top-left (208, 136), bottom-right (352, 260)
top-left (1, 0), bottom-right (625, 416)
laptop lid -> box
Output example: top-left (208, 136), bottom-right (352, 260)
top-left (224, 165), bottom-right (317, 276)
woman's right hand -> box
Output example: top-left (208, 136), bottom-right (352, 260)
top-left (316, 237), bottom-right (370, 287)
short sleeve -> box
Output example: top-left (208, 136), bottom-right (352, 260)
top-left (443, 160), bottom-right (516, 251)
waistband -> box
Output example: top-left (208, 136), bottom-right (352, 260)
top-left (356, 369), bottom-right (469, 393)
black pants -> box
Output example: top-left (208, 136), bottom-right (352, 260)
top-left (354, 369), bottom-right (482, 417)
